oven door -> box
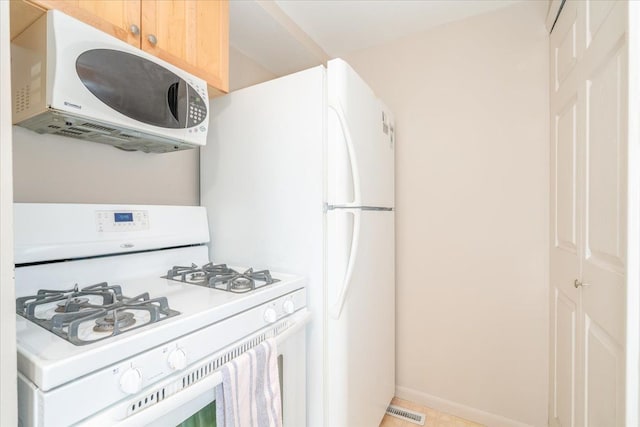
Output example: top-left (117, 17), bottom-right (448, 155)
top-left (169, 323), bottom-right (307, 427)
top-left (83, 309), bottom-right (309, 427)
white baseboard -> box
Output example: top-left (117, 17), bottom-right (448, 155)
top-left (395, 386), bottom-right (534, 427)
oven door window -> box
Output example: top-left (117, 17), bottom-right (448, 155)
top-left (75, 49), bottom-right (192, 129)
top-left (175, 354), bottom-right (284, 426)
top-left (177, 401), bottom-right (216, 427)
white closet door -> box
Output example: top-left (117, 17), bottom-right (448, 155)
top-left (580, 1), bottom-right (627, 425)
top-left (549, 1), bottom-right (628, 426)
top-left (550, 2), bottom-right (583, 424)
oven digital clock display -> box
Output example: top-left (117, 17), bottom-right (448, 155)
top-left (114, 212), bottom-right (133, 222)
top-left (96, 210), bottom-right (148, 232)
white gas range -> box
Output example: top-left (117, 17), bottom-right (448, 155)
top-left (14, 203), bottom-right (309, 427)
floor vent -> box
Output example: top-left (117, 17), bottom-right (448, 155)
top-left (385, 405), bottom-right (426, 425)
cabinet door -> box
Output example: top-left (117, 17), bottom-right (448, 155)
top-left (27, 0), bottom-right (141, 47)
top-left (141, 0), bottom-right (228, 94)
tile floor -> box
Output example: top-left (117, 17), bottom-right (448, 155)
top-left (379, 397), bottom-right (485, 427)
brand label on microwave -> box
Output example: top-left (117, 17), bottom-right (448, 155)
top-left (64, 101), bottom-right (82, 110)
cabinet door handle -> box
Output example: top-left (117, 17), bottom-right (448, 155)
top-left (129, 24), bottom-right (140, 35)
top-left (147, 34), bottom-right (158, 46)
top-left (574, 279), bottom-right (583, 288)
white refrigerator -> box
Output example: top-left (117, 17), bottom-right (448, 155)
top-left (201, 59), bottom-right (395, 427)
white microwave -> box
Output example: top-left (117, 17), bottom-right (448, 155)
top-left (11, 10), bottom-right (209, 154)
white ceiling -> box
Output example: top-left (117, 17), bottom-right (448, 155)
top-left (230, 0), bottom-right (521, 76)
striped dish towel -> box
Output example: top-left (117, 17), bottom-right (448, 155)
top-left (215, 339), bottom-right (283, 427)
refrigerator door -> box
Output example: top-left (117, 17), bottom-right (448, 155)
top-left (327, 59), bottom-right (394, 208)
top-left (202, 66), bottom-right (326, 426)
top-left (326, 208), bottom-right (395, 427)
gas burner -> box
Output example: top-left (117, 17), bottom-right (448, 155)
top-left (189, 272), bottom-right (208, 283)
top-left (163, 263), bottom-right (279, 293)
top-left (55, 297), bottom-right (90, 313)
top-left (93, 311), bottom-right (136, 332)
top-left (16, 282), bottom-right (180, 345)
top-left (230, 277), bottom-right (253, 292)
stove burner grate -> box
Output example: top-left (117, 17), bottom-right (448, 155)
top-left (163, 263), bottom-right (279, 293)
top-left (16, 282), bottom-right (180, 346)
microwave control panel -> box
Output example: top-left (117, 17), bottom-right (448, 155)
top-left (95, 210), bottom-right (149, 232)
top-left (187, 96), bottom-right (207, 127)
top-left (187, 81), bottom-right (208, 130)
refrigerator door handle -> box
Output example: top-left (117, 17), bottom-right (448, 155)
top-left (329, 209), bottom-right (361, 320)
top-left (325, 204), bottom-right (393, 212)
top-left (329, 101), bottom-right (361, 205)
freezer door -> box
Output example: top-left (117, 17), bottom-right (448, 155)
top-left (326, 208), bottom-right (395, 426)
top-left (201, 66), bottom-right (325, 272)
top-left (327, 59), bottom-right (394, 208)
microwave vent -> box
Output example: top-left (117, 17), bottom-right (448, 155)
top-left (57, 129), bottom-right (84, 137)
top-left (79, 122), bottom-right (117, 133)
top-left (67, 127), bottom-right (90, 134)
top-left (15, 109), bottom-right (196, 154)
top-left (15, 84), bottom-right (30, 114)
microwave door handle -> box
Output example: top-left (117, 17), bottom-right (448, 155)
top-left (167, 82), bottom-right (179, 122)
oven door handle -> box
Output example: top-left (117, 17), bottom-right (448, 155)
top-left (84, 309), bottom-right (311, 427)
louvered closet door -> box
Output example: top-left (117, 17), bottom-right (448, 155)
top-left (549, 1), bottom-right (628, 426)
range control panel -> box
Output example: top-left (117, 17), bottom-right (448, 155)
top-left (96, 210), bottom-right (149, 232)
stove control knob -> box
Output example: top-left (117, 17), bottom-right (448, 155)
top-left (168, 348), bottom-right (188, 371)
top-left (120, 368), bottom-right (143, 395)
top-left (282, 300), bottom-right (295, 314)
top-left (264, 307), bottom-right (278, 324)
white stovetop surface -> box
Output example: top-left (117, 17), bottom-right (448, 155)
top-left (15, 246), bottom-right (304, 391)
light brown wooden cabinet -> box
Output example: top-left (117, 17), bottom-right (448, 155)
top-left (20, 0), bottom-right (228, 95)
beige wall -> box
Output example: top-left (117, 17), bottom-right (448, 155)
top-left (229, 46), bottom-right (277, 91)
top-left (345, 2), bottom-right (549, 426)
top-left (12, 127), bottom-right (200, 205)
top-left (12, 47), bottom-right (276, 205)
